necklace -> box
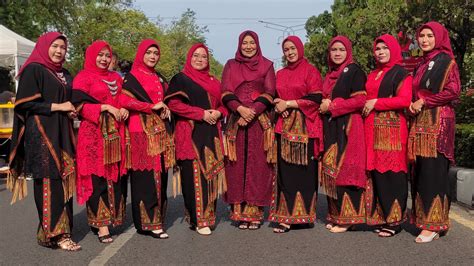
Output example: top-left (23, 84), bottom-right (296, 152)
top-left (102, 79), bottom-right (118, 96)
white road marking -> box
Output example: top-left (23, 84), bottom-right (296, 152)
top-left (88, 225), bottom-right (135, 266)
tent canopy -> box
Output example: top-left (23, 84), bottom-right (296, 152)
top-left (0, 24), bottom-right (35, 91)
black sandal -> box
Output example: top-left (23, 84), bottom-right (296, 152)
top-left (378, 227), bottom-right (401, 237)
top-left (273, 224), bottom-right (290, 233)
top-left (98, 234), bottom-right (114, 243)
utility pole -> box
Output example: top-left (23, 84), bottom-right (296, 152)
top-left (258, 20), bottom-right (305, 44)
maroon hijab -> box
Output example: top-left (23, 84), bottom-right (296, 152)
top-left (182, 43), bottom-right (221, 99)
top-left (417, 21), bottom-right (454, 59)
top-left (17, 32), bottom-right (67, 78)
top-left (131, 39), bottom-right (160, 74)
top-left (373, 34), bottom-right (402, 70)
top-left (225, 30), bottom-right (273, 92)
top-left (282, 35), bottom-right (307, 70)
top-left (322, 35), bottom-right (354, 94)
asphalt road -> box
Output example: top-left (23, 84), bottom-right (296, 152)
top-left (1, 178), bottom-right (473, 265)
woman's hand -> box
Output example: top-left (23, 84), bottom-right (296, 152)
top-left (203, 110), bottom-right (216, 125)
top-left (281, 110), bottom-right (289, 118)
top-left (237, 117), bottom-right (248, 127)
top-left (319, 99), bottom-right (331, 114)
top-left (362, 99), bottom-right (377, 117)
top-left (152, 101), bottom-right (166, 111)
top-left (119, 108), bottom-right (129, 121)
top-left (274, 98), bottom-right (287, 113)
top-left (410, 99), bottom-right (425, 114)
top-left (160, 108), bottom-right (171, 120)
top-left (208, 109), bottom-right (221, 121)
top-left (52, 101), bottom-right (76, 113)
top-left (237, 105), bottom-right (255, 122)
top-left (102, 104), bottom-right (121, 121)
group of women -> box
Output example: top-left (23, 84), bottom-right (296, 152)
top-left (7, 20), bottom-right (460, 251)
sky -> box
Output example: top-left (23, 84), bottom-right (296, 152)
top-left (133, 0), bottom-right (332, 68)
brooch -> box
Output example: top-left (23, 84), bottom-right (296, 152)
top-left (428, 61), bottom-right (435, 70)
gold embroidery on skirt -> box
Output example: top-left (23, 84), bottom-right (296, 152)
top-left (281, 110), bottom-right (308, 165)
top-left (408, 108), bottom-right (439, 160)
top-left (321, 144), bottom-right (338, 199)
top-left (373, 111), bottom-right (402, 151)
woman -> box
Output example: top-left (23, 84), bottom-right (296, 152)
top-left (409, 21), bottom-right (460, 243)
top-left (363, 34), bottom-right (412, 237)
top-left (122, 39), bottom-right (174, 239)
top-left (269, 36), bottom-right (322, 233)
top-left (221, 30), bottom-right (276, 230)
top-left (72, 40), bottom-right (156, 243)
top-left (320, 36), bottom-right (367, 233)
top-left (165, 43), bottom-right (227, 236)
top-left (8, 32), bottom-right (80, 251)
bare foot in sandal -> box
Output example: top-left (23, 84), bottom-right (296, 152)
top-left (57, 237), bottom-right (81, 251)
top-left (98, 226), bottom-right (113, 243)
top-left (325, 223), bottom-right (335, 230)
top-left (273, 223), bottom-right (290, 233)
top-left (330, 225), bottom-right (352, 233)
top-left (249, 222), bottom-right (261, 230)
top-left (238, 221), bottom-right (249, 230)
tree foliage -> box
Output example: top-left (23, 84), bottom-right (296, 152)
top-left (0, 1), bottom-right (223, 80)
top-left (305, 0), bottom-right (472, 86)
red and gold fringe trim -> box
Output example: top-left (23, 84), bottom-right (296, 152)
top-left (124, 128), bottom-right (132, 169)
top-left (146, 130), bottom-right (166, 156)
top-left (320, 171), bottom-right (337, 199)
top-left (409, 132), bottom-right (438, 158)
top-left (103, 136), bottom-right (121, 165)
top-left (62, 172), bottom-right (75, 203)
top-left (172, 167), bottom-right (182, 198)
top-left (164, 134), bottom-right (176, 169)
top-left (373, 111), bottom-right (402, 151)
top-left (281, 137), bottom-right (308, 165)
top-left (7, 171), bottom-right (27, 204)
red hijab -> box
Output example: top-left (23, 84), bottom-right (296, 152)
top-left (17, 32), bottom-right (67, 78)
top-left (373, 34), bottom-right (402, 70)
top-left (282, 35), bottom-right (307, 70)
top-left (131, 39), bottom-right (160, 74)
top-left (182, 43), bottom-right (221, 99)
top-left (83, 40), bottom-right (113, 77)
top-left (322, 36), bottom-right (354, 94)
top-left (417, 21), bottom-right (454, 59)
top-left (225, 30), bottom-right (273, 92)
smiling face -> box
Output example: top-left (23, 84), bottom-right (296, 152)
top-left (283, 41), bottom-right (299, 63)
top-left (190, 47), bottom-right (208, 70)
top-left (96, 47), bottom-right (111, 69)
top-left (329, 41), bottom-right (347, 65)
top-left (143, 46), bottom-right (160, 68)
top-left (48, 38), bottom-right (67, 64)
top-left (240, 35), bottom-right (257, 58)
top-left (418, 28), bottom-right (436, 52)
top-left (375, 42), bottom-right (391, 65)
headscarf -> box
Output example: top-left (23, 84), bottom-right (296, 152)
top-left (417, 21), bottom-right (454, 59)
top-left (131, 39), bottom-right (160, 74)
top-left (17, 31), bottom-right (67, 78)
top-left (322, 35), bottom-right (354, 94)
top-left (83, 40), bottom-right (113, 77)
top-left (182, 43), bottom-right (221, 99)
top-left (225, 30), bottom-right (273, 91)
top-left (282, 35), bottom-right (306, 70)
top-left (373, 34), bottom-right (402, 70)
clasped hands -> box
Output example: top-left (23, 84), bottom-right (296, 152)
top-left (236, 105), bottom-right (255, 127)
top-left (409, 99), bottom-right (425, 115)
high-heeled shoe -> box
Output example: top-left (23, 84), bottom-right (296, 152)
top-left (415, 231), bottom-right (439, 243)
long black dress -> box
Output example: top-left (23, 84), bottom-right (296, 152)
top-left (9, 63), bottom-right (76, 246)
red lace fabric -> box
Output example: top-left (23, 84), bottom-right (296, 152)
top-left (365, 70), bottom-right (412, 173)
top-left (413, 59), bottom-right (460, 162)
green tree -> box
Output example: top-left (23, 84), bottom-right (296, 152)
top-left (305, 0), bottom-right (472, 86)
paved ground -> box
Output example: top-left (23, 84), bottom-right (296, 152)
top-left (1, 178), bottom-right (473, 265)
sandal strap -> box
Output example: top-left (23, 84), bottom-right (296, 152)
top-left (98, 234), bottom-right (113, 242)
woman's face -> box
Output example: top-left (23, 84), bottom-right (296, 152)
top-left (143, 46), bottom-right (160, 68)
top-left (375, 42), bottom-right (390, 64)
top-left (418, 28), bottom-right (436, 52)
top-left (240, 35), bottom-right (257, 58)
top-left (48, 38), bottom-right (67, 64)
top-left (283, 41), bottom-right (299, 63)
top-left (190, 47), bottom-right (208, 71)
top-left (96, 47), bottom-right (111, 69)
top-left (329, 41), bottom-right (347, 65)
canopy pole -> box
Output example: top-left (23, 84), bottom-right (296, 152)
top-left (14, 54), bottom-right (18, 93)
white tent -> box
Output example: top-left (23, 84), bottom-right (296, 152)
top-left (0, 24), bottom-right (35, 91)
